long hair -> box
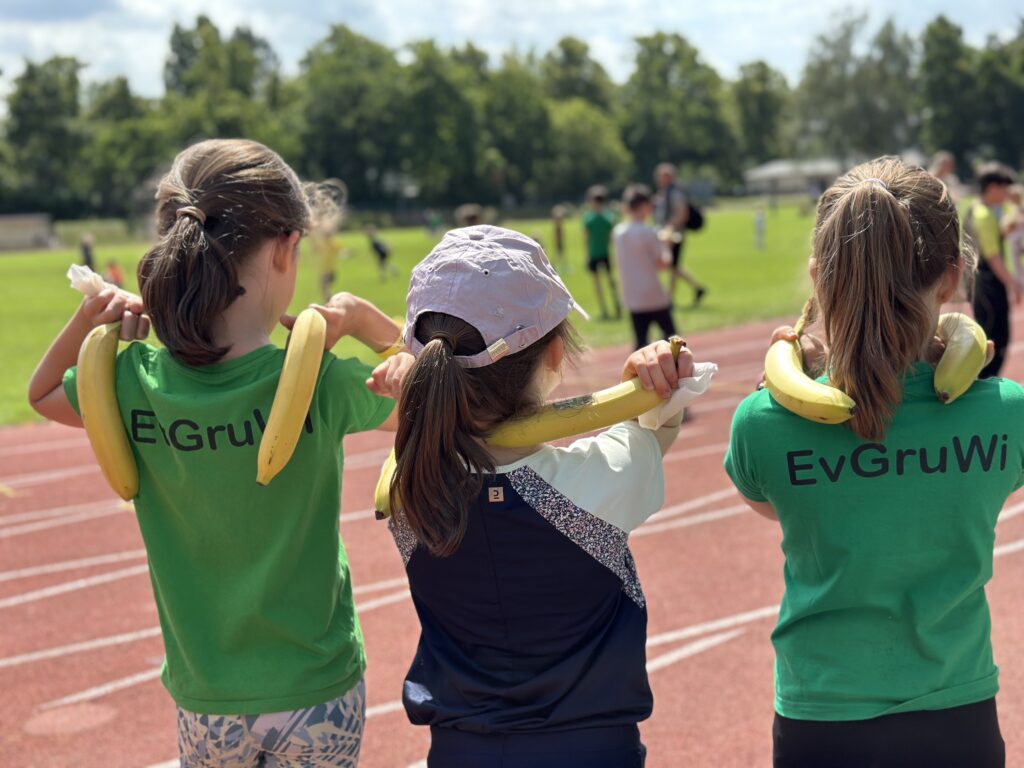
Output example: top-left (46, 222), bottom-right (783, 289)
top-left (138, 139), bottom-right (310, 366)
top-left (814, 156), bottom-right (973, 441)
top-left (393, 313), bottom-right (580, 557)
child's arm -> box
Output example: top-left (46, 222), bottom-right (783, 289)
top-left (283, 292), bottom-right (403, 353)
top-left (29, 290), bottom-right (149, 427)
top-left (622, 340), bottom-right (695, 455)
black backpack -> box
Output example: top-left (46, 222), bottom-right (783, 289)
top-left (685, 203), bottom-right (704, 231)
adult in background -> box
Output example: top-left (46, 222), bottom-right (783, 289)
top-left (80, 232), bottom-right (95, 271)
top-left (929, 150), bottom-right (964, 202)
top-left (966, 163), bottom-right (1019, 378)
top-left (653, 163), bottom-right (707, 307)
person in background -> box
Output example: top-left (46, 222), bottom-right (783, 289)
top-left (930, 150), bottom-right (964, 202)
top-left (366, 225), bottom-right (399, 282)
top-left (1005, 184), bottom-right (1024, 292)
top-left (614, 184), bottom-right (677, 349)
top-left (965, 163), bottom-right (1019, 378)
top-left (80, 233), bottom-right (95, 271)
top-left (727, 157), bottom-right (1016, 768)
top-left (551, 204), bottom-right (569, 273)
top-left (104, 259), bottom-right (124, 289)
top-left (455, 203), bottom-right (483, 227)
top-left (581, 185), bottom-right (621, 320)
top-left (654, 163), bottom-right (707, 307)
top-left (755, 203), bottom-right (766, 251)
top-left (387, 224), bottom-right (696, 768)
top-left (309, 226), bottom-right (343, 303)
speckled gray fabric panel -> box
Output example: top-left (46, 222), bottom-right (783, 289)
top-left (176, 680), bottom-right (365, 767)
top-left (388, 511), bottom-right (418, 567)
top-left (506, 466), bottom-right (646, 609)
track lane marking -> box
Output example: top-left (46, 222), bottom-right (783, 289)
top-left (39, 667), bottom-right (163, 710)
top-left (0, 499), bottom-right (124, 527)
top-left (0, 548), bottom-right (146, 583)
top-left (0, 627), bottom-right (162, 670)
top-left (0, 505), bottom-right (130, 539)
top-left (646, 628), bottom-right (746, 673)
top-left (0, 564), bottom-right (150, 610)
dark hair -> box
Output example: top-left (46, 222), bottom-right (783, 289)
top-left (977, 162), bottom-right (1016, 193)
top-left (138, 139), bottom-right (310, 366)
top-left (393, 313), bottom-right (580, 557)
top-left (623, 183), bottom-right (652, 210)
top-left (814, 156), bottom-right (972, 441)
top-left (586, 185), bottom-right (608, 203)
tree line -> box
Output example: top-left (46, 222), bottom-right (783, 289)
top-left (1, 14), bottom-right (1022, 220)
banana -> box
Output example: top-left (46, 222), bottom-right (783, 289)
top-left (763, 337), bottom-right (856, 424)
top-left (934, 312), bottom-right (987, 403)
top-left (77, 322), bottom-right (138, 501)
top-left (256, 308), bottom-right (327, 486)
top-left (374, 337), bottom-right (687, 518)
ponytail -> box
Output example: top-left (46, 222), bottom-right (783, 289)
top-left (138, 139), bottom-right (311, 366)
top-left (813, 157), bottom-right (968, 441)
top-left (393, 312), bottom-right (581, 557)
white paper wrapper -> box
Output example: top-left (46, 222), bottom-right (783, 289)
top-left (67, 264), bottom-right (109, 297)
top-left (638, 361), bottom-right (718, 430)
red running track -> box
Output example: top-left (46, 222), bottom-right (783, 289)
top-left (3, 312), bottom-right (1024, 768)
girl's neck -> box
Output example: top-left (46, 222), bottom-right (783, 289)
top-left (211, 273), bottom-right (276, 362)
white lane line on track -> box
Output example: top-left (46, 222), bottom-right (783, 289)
top-left (0, 505), bottom-right (129, 539)
top-left (0, 627), bottom-right (162, 670)
top-left (0, 564), bottom-right (150, 610)
top-left (998, 499), bottom-right (1024, 523)
top-left (355, 589), bottom-right (411, 613)
top-left (646, 487), bottom-right (737, 523)
top-left (646, 628), bottom-right (746, 673)
top-left (634, 505), bottom-right (749, 538)
top-left (663, 442), bottom-right (729, 465)
top-left (0, 548), bottom-right (146, 583)
top-left (0, 499), bottom-right (122, 527)
top-left (648, 606), bottom-right (780, 649)
top-left (0, 437), bottom-right (89, 458)
top-left (40, 667), bottom-right (163, 710)
top-left (1, 464), bottom-right (99, 489)
top-left (353, 577), bottom-right (407, 595)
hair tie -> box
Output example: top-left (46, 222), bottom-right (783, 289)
top-left (430, 332), bottom-right (458, 351)
top-left (175, 206), bottom-right (207, 225)
top-left (862, 178), bottom-right (888, 191)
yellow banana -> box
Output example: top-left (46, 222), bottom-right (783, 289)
top-left (763, 337), bottom-right (856, 424)
top-left (374, 337), bottom-right (686, 518)
top-left (256, 308), bottom-right (327, 486)
top-left (77, 322), bottom-right (138, 501)
top-left (934, 312), bottom-right (987, 403)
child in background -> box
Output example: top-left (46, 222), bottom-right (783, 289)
top-left (366, 224), bottom-right (399, 282)
top-left (80, 232), bottom-right (95, 271)
top-left (28, 139), bottom-right (412, 768)
top-left (387, 224), bottom-right (697, 767)
top-left (104, 258), bottom-right (124, 288)
top-left (754, 203), bottom-right (766, 251)
top-left (727, 158), bottom-right (1018, 768)
top-left (310, 227), bottom-right (343, 303)
top-left (550, 204), bottom-right (568, 272)
top-left (614, 184), bottom-right (678, 349)
top-left (1006, 184), bottom-right (1024, 292)
top-left (581, 185), bottom-right (622, 319)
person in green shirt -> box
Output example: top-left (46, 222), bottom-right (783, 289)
top-left (581, 185), bottom-right (622, 320)
top-left (28, 139), bottom-right (414, 768)
top-left (725, 158), bottom-right (1022, 768)
top-left (966, 162), bottom-right (1019, 378)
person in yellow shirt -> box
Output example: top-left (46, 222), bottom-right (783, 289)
top-left (966, 163), bottom-right (1019, 377)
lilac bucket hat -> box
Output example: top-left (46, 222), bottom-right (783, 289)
top-left (404, 225), bottom-right (588, 368)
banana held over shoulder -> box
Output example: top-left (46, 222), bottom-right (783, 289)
top-left (256, 308), bottom-right (327, 486)
top-left (374, 337), bottom-right (687, 518)
top-left (764, 311), bottom-right (988, 424)
top-left (77, 322), bottom-right (139, 501)
top-left (934, 312), bottom-right (987, 404)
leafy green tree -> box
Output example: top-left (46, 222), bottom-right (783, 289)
top-left (6, 56), bottom-right (86, 216)
top-left (733, 61), bottom-right (790, 164)
top-left (540, 37), bottom-right (615, 110)
top-left (620, 33), bottom-right (737, 183)
top-left (401, 41), bottom-right (485, 204)
top-left (856, 20), bottom-right (918, 156)
top-left (299, 25), bottom-right (405, 201)
top-left (226, 28), bottom-right (279, 99)
top-left (482, 56), bottom-right (553, 201)
top-left (86, 76), bottom-right (144, 122)
top-left (972, 35), bottom-right (1024, 167)
top-left (919, 16), bottom-right (978, 166)
top-left (164, 16), bottom-right (228, 96)
top-left (543, 98), bottom-right (631, 200)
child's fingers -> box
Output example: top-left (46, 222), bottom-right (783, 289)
top-left (135, 314), bottom-right (152, 340)
top-left (119, 311), bottom-right (140, 341)
top-left (643, 346), bottom-right (673, 399)
top-left (279, 314), bottom-right (297, 330)
top-left (92, 295), bottom-right (128, 326)
top-left (985, 340), bottom-right (995, 366)
top-left (769, 326), bottom-right (798, 344)
top-left (676, 347), bottom-right (695, 379)
top-left (654, 341), bottom-right (679, 390)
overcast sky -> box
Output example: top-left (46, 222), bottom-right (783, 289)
top-left (0, 0), bottom-right (1020, 102)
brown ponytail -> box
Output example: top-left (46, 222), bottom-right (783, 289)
top-left (138, 139), bottom-right (310, 366)
top-left (393, 312), bottom-right (580, 557)
top-left (813, 156), bottom-right (973, 440)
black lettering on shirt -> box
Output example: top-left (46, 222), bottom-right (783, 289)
top-left (819, 455), bottom-right (845, 483)
top-left (169, 419), bottom-right (203, 452)
top-left (953, 435), bottom-right (998, 472)
top-left (206, 425), bottom-right (226, 451)
top-left (253, 409), bottom-right (267, 433)
top-left (919, 447), bottom-right (947, 474)
top-left (851, 444), bottom-right (887, 478)
top-left (227, 422), bottom-right (255, 448)
top-left (787, 450), bottom-right (816, 486)
top-left (131, 409), bottom-right (158, 444)
top-left (1001, 434), bottom-right (1008, 471)
top-left (896, 448), bottom-right (917, 476)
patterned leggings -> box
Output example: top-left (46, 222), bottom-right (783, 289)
top-left (176, 680), bottom-right (366, 768)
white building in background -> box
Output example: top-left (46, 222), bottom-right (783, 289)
top-left (743, 158), bottom-right (844, 196)
top-left (0, 213), bottom-right (52, 251)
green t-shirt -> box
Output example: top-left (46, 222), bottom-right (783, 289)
top-left (725, 363), bottom-right (1024, 721)
top-left (63, 343), bottom-right (393, 714)
top-left (582, 209), bottom-right (616, 260)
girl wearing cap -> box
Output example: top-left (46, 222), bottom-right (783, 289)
top-left (382, 224), bottom-right (697, 767)
top-left (726, 158), bottom-right (1022, 767)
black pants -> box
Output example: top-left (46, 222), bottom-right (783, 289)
top-left (630, 307), bottom-right (677, 350)
top-left (973, 269), bottom-right (1009, 378)
top-left (428, 725), bottom-right (645, 768)
top-left (774, 698), bottom-right (1004, 768)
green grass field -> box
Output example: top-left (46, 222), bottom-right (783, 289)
top-left (0, 204), bottom-right (814, 425)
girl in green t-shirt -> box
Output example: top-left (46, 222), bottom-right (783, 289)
top-left (726, 157), bottom-right (1024, 768)
top-left (29, 139), bottom-right (414, 768)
